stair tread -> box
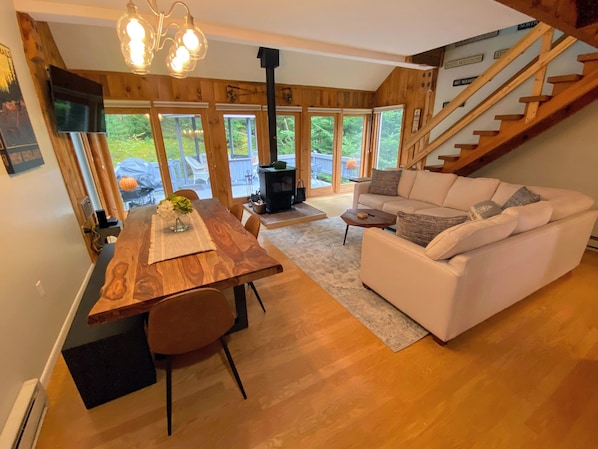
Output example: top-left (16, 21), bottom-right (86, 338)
top-left (424, 165), bottom-right (444, 172)
top-left (473, 130), bottom-right (500, 136)
top-left (547, 74), bottom-right (583, 83)
top-left (454, 143), bottom-right (478, 150)
top-left (495, 114), bottom-right (524, 121)
top-left (519, 95), bottom-right (552, 103)
top-left (438, 154), bottom-right (460, 162)
top-left (578, 52), bottom-right (598, 63)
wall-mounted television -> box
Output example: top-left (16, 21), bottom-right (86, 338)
top-left (47, 65), bottom-right (106, 134)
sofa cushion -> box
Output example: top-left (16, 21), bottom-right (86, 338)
top-left (397, 211), bottom-right (467, 247)
top-left (388, 199), bottom-right (439, 214)
top-left (501, 201), bottom-right (553, 234)
top-left (502, 186), bottom-right (541, 209)
top-left (443, 177), bottom-right (500, 211)
top-left (416, 207), bottom-right (471, 218)
top-left (358, 193), bottom-right (403, 210)
top-left (408, 171), bottom-right (457, 206)
top-left (468, 200), bottom-right (502, 220)
top-left (491, 182), bottom-right (523, 205)
top-left (369, 169), bottom-right (401, 196)
top-left (424, 213), bottom-right (517, 260)
top-left (398, 169), bottom-right (418, 197)
top-left (529, 186), bottom-right (595, 221)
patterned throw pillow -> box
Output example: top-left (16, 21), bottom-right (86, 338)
top-left (397, 211), bottom-right (468, 247)
top-left (502, 186), bottom-right (541, 209)
top-left (368, 169), bottom-right (401, 196)
top-left (469, 200), bottom-right (502, 220)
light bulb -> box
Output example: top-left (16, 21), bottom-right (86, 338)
top-left (175, 46), bottom-right (190, 63)
top-left (126, 19), bottom-right (145, 40)
top-left (182, 29), bottom-right (200, 52)
top-left (129, 41), bottom-right (146, 66)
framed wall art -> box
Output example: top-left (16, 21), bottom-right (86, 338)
top-left (0, 43), bottom-right (43, 174)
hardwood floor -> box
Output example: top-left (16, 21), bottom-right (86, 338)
top-left (37, 193), bottom-right (598, 448)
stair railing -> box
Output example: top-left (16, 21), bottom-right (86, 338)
top-left (402, 23), bottom-right (577, 169)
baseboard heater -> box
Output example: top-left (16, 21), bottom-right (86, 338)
top-left (0, 379), bottom-right (48, 449)
top-left (588, 235), bottom-right (598, 252)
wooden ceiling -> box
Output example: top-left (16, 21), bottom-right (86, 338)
top-left (495, 0), bottom-right (598, 48)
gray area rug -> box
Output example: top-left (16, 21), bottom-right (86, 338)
top-left (262, 217), bottom-right (429, 352)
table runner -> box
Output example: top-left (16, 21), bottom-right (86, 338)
top-left (148, 210), bottom-right (216, 264)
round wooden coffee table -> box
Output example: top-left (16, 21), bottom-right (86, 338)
top-left (340, 208), bottom-right (397, 245)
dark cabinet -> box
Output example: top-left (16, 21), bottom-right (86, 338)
top-left (62, 244), bottom-right (156, 408)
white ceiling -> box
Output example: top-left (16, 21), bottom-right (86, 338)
top-left (13, 0), bottom-right (531, 91)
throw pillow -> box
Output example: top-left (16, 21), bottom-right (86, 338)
top-left (396, 211), bottom-right (468, 247)
top-left (468, 200), bottom-right (502, 220)
top-left (369, 169), bottom-right (401, 196)
top-left (502, 186), bottom-right (541, 209)
top-left (424, 214), bottom-right (518, 260)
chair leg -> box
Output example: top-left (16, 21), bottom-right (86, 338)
top-left (248, 282), bottom-right (266, 313)
top-left (166, 355), bottom-right (172, 436)
top-left (220, 337), bottom-right (247, 399)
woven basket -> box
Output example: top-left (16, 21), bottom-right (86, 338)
top-left (252, 202), bottom-right (266, 214)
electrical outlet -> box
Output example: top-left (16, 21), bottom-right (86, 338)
top-left (35, 280), bottom-right (46, 298)
top-left (80, 197), bottom-right (93, 221)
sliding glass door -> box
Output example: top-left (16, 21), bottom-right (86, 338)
top-left (158, 113), bottom-right (212, 199)
top-left (310, 111), bottom-right (369, 195)
top-left (105, 112), bottom-right (164, 210)
top-left (223, 113), bottom-right (261, 200)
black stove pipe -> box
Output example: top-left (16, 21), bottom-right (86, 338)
top-left (257, 47), bottom-right (279, 164)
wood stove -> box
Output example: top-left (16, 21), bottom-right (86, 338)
top-left (257, 47), bottom-right (297, 213)
top-left (258, 167), bottom-right (296, 213)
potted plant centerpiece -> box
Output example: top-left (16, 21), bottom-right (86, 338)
top-left (157, 194), bottom-right (194, 232)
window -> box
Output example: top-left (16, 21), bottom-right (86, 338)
top-left (374, 107), bottom-right (404, 169)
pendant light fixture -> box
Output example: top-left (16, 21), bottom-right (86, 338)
top-left (117, 0), bottom-right (208, 78)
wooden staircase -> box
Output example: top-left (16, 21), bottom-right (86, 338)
top-left (425, 52), bottom-right (598, 175)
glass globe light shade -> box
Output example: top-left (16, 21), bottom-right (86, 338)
top-left (166, 44), bottom-right (196, 79)
top-left (121, 40), bottom-right (153, 74)
top-left (176, 17), bottom-right (208, 60)
top-left (117, 1), bottom-right (156, 74)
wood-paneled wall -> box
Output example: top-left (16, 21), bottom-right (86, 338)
top-left (375, 67), bottom-right (438, 167)
top-left (16, 13), bottom-right (98, 258)
top-left (74, 70), bottom-right (376, 109)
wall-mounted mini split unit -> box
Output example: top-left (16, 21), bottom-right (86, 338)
top-left (0, 379), bottom-right (48, 449)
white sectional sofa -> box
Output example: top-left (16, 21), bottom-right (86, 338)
top-left (354, 170), bottom-right (597, 343)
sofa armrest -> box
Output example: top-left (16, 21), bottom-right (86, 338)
top-left (352, 181), bottom-right (372, 209)
top-left (360, 228), bottom-right (465, 340)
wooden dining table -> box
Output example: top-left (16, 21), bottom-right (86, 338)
top-left (88, 198), bottom-right (283, 330)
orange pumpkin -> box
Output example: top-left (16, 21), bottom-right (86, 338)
top-left (346, 158), bottom-right (358, 170)
top-left (119, 176), bottom-right (138, 191)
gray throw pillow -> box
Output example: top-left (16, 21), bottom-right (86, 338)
top-left (397, 211), bottom-right (468, 247)
top-left (368, 169), bottom-right (401, 196)
top-left (502, 186), bottom-right (541, 209)
top-left (469, 200), bottom-right (502, 220)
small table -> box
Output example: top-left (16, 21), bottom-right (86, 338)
top-left (347, 176), bottom-right (372, 183)
top-left (340, 208), bottom-right (397, 245)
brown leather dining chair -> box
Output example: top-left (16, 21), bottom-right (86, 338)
top-left (229, 203), bottom-right (244, 221)
top-left (146, 288), bottom-right (247, 436)
top-left (244, 214), bottom-right (266, 312)
top-left (173, 189), bottom-right (199, 200)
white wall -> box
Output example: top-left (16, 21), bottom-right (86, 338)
top-left (474, 100), bottom-right (598, 236)
top-left (429, 23), bottom-right (598, 236)
top-left (0, 3), bottom-right (92, 427)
